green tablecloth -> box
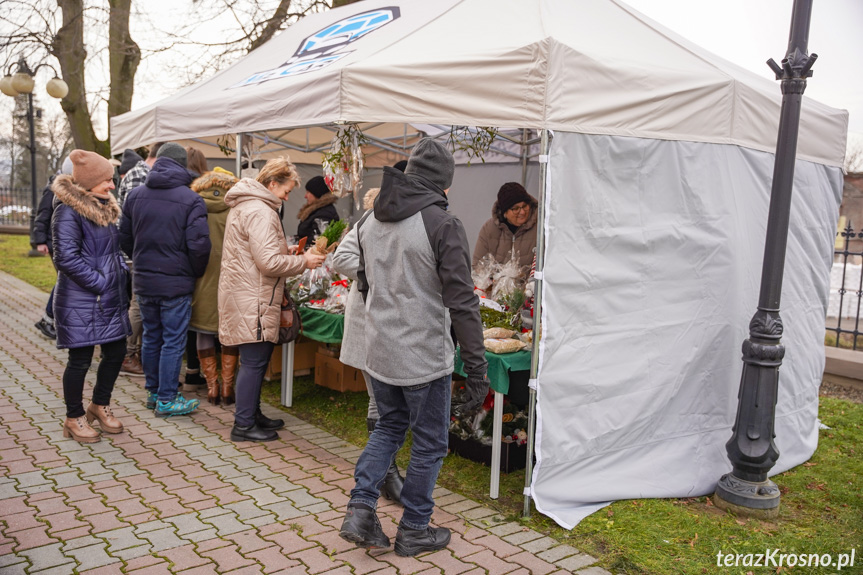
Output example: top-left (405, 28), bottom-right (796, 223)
top-left (454, 348), bottom-right (531, 395)
top-left (299, 307), bottom-right (344, 344)
top-left (297, 307), bottom-right (530, 394)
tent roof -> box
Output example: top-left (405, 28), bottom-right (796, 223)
top-left (111, 0), bottom-right (848, 167)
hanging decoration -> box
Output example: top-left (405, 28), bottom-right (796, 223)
top-left (322, 124), bottom-right (367, 208)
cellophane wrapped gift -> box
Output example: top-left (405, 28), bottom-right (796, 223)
top-left (472, 254), bottom-right (499, 298)
top-left (490, 251), bottom-right (527, 302)
top-left (324, 278), bottom-right (351, 314)
top-left (294, 253), bottom-right (335, 308)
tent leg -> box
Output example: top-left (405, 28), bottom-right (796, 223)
top-left (236, 133), bottom-right (244, 176)
top-left (490, 390), bottom-right (503, 499)
top-left (520, 128), bottom-right (529, 187)
top-left (281, 342), bottom-right (295, 407)
top-left (523, 128), bottom-right (550, 518)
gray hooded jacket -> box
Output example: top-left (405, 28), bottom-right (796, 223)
top-left (357, 167), bottom-right (487, 386)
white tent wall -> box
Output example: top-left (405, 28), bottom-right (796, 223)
top-left (532, 131), bottom-right (843, 529)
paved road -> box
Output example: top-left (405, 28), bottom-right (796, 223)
top-left (0, 271), bottom-right (611, 575)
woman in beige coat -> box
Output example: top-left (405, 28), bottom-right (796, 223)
top-left (218, 157), bottom-right (326, 442)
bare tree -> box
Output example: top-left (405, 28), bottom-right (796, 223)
top-left (846, 140), bottom-right (863, 174)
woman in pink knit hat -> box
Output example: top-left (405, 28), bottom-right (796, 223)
top-left (52, 150), bottom-right (131, 443)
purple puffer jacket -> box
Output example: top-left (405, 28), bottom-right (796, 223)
top-left (51, 175), bottom-right (131, 349)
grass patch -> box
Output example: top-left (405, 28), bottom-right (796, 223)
top-left (0, 234), bottom-right (56, 293)
top-left (263, 377), bottom-right (863, 575)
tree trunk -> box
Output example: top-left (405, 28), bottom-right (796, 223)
top-left (107, 0), bottom-right (140, 132)
top-left (53, 0), bottom-right (107, 155)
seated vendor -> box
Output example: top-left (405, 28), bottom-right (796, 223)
top-left (472, 182), bottom-right (537, 270)
top-left (296, 175), bottom-right (339, 248)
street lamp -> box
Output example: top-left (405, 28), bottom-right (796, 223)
top-left (713, 0), bottom-right (817, 518)
top-left (1, 58), bottom-right (68, 257)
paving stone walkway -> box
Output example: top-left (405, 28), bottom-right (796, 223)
top-left (0, 270), bottom-right (612, 575)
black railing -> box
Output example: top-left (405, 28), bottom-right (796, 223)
top-left (0, 187), bottom-right (33, 228)
top-left (828, 222), bottom-right (863, 350)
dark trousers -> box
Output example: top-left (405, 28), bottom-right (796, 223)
top-left (186, 330), bottom-right (200, 372)
top-left (62, 339), bottom-right (127, 418)
top-left (234, 341), bottom-right (275, 426)
top-left (46, 285), bottom-right (55, 320)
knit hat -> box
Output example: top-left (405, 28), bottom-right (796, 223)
top-left (497, 182), bottom-right (532, 214)
top-left (405, 138), bottom-right (454, 192)
top-left (69, 150), bottom-right (115, 190)
top-left (155, 142), bottom-right (187, 167)
top-left (392, 160), bottom-right (408, 172)
top-left (61, 155), bottom-right (74, 175)
top-left (119, 148), bottom-right (143, 176)
top-left (305, 175), bottom-right (330, 198)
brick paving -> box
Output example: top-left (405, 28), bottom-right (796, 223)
top-left (0, 271), bottom-right (613, 574)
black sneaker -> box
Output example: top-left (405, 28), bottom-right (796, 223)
top-left (255, 408), bottom-right (285, 431)
top-left (394, 525), bottom-right (451, 557)
top-left (339, 505), bottom-right (391, 549)
top-left (35, 319), bottom-right (56, 339)
top-left (230, 423), bottom-right (278, 442)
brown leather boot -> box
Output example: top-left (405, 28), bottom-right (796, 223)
top-left (221, 347), bottom-right (239, 405)
top-left (199, 348), bottom-right (220, 405)
top-left (63, 416), bottom-right (101, 443)
top-left (86, 403), bottom-right (124, 434)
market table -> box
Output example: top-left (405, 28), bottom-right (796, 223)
top-left (454, 347), bottom-right (532, 499)
top-left (279, 309), bottom-right (531, 501)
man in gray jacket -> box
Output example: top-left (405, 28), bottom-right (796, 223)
top-left (339, 138), bottom-right (488, 556)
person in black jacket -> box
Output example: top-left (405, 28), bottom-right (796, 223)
top-left (296, 175), bottom-right (339, 247)
top-left (52, 150), bottom-right (131, 443)
top-left (32, 155), bottom-right (74, 339)
top-left (119, 143), bottom-right (211, 418)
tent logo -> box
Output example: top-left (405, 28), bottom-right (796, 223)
top-left (231, 7), bottom-right (400, 89)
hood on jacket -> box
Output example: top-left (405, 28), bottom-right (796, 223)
top-left (144, 157), bottom-right (196, 190)
top-left (493, 194), bottom-right (539, 229)
top-left (224, 177), bottom-right (282, 211)
top-left (374, 166), bottom-right (448, 223)
top-left (297, 192), bottom-right (338, 221)
top-left (51, 174), bottom-right (121, 227)
top-left (192, 170), bottom-right (238, 214)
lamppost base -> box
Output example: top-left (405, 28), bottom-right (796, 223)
top-left (714, 473), bottom-right (780, 519)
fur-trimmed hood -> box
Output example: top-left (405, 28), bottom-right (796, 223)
top-left (297, 193), bottom-right (338, 221)
top-left (51, 174), bottom-right (121, 227)
top-left (191, 170), bottom-right (238, 215)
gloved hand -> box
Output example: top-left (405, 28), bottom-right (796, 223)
top-left (451, 374), bottom-right (489, 419)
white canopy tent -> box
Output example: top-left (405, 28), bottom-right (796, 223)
top-left (111, 0), bottom-right (848, 528)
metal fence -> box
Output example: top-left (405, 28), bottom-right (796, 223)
top-left (0, 187), bottom-right (32, 228)
top-left (828, 222), bottom-right (863, 349)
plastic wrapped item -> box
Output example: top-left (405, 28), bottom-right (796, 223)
top-left (484, 338), bottom-right (528, 354)
top-left (490, 250), bottom-right (528, 302)
top-left (294, 253), bottom-right (335, 306)
top-left (322, 126), bottom-right (365, 209)
top-left (483, 327), bottom-right (515, 339)
top-left (324, 278), bottom-right (351, 314)
top-left (472, 254), bottom-right (499, 298)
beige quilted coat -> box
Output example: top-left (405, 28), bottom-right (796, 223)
top-left (218, 178), bottom-right (306, 346)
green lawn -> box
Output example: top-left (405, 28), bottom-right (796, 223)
top-left (3, 232), bottom-right (860, 575)
top-left (264, 377), bottom-right (862, 575)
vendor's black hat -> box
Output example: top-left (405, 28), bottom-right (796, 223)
top-left (119, 148), bottom-right (143, 176)
top-left (305, 175), bottom-right (330, 198)
top-left (405, 138), bottom-right (454, 191)
top-left (392, 160), bottom-right (408, 172)
top-left (497, 182), bottom-right (532, 214)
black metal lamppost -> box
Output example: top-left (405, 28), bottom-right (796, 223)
top-left (0, 58), bottom-right (68, 256)
top-left (714, 0), bottom-right (818, 518)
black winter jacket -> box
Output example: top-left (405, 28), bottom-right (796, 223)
top-left (31, 177), bottom-right (56, 251)
top-left (296, 194), bottom-right (339, 247)
top-left (119, 157), bottom-right (211, 299)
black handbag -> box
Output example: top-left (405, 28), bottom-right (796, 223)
top-left (277, 285), bottom-right (302, 344)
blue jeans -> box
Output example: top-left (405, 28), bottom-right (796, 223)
top-left (138, 294), bottom-right (192, 403)
top-left (350, 374), bottom-right (451, 530)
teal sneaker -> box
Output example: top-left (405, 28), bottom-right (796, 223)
top-left (145, 391), bottom-right (157, 410)
top-left (154, 393), bottom-right (200, 418)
